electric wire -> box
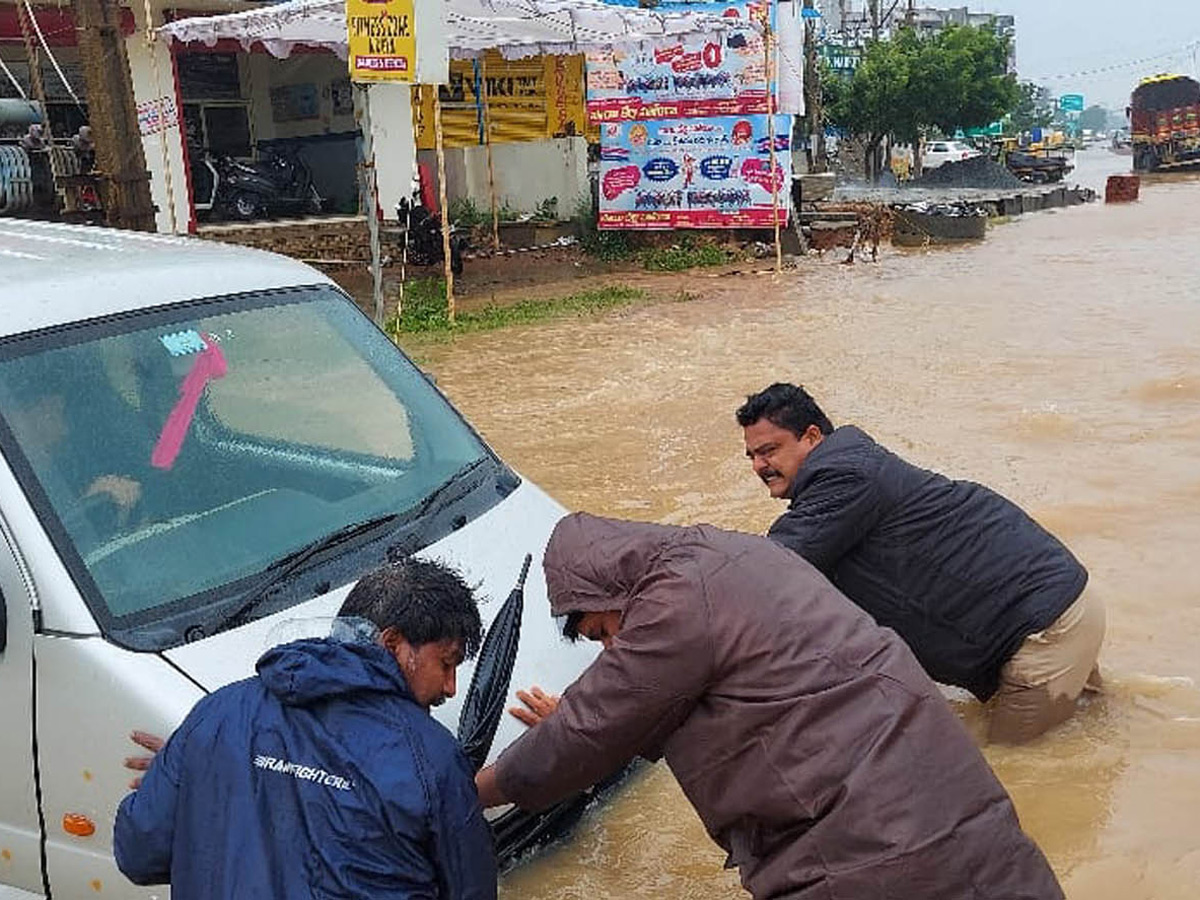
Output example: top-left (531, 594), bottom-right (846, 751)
top-left (1028, 39), bottom-right (1200, 83)
top-left (0, 54), bottom-right (27, 99)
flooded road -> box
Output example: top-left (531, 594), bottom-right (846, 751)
top-left (415, 148), bottom-right (1200, 899)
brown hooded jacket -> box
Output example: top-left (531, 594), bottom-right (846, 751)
top-left (493, 514), bottom-right (1062, 899)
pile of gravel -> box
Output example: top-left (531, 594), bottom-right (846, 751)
top-left (909, 155), bottom-right (1024, 190)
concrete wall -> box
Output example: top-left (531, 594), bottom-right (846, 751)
top-left (125, 39), bottom-right (417, 228)
top-left (245, 52), bottom-right (362, 213)
top-left (418, 136), bottom-right (588, 218)
top-left (206, 54), bottom-right (416, 221)
top-left (126, 4), bottom-right (191, 234)
top-left (244, 53), bottom-right (356, 143)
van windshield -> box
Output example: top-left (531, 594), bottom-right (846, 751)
top-left (0, 286), bottom-right (506, 649)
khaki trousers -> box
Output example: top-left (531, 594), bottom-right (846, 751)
top-left (988, 589), bottom-right (1106, 745)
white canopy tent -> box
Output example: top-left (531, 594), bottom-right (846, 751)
top-left (159, 0), bottom-right (778, 320)
top-left (158, 0), bottom-right (753, 61)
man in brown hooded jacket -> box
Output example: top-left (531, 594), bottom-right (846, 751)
top-left (476, 513), bottom-right (1063, 900)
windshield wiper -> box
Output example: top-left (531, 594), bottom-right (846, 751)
top-left (382, 458), bottom-right (492, 559)
top-left (412, 457), bottom-right (490, 519)
top-left (212, 513), bottom-right (402, 634)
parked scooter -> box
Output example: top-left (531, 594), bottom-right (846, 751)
top-left (396, 193), bottom-right (465, 275)
top-left (196, 147), bottom-right (323, 221)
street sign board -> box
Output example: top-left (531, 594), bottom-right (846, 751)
top-left (1059, 94), bottom-right (1085, 112)
top-left (965, 121), bottom-right (1004, 137)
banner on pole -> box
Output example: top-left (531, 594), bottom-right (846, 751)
top-left (597, 115), bottom-right (792, 229)
top-left (586, 0), bottom-right (773, 123)
top-left (347, 0), bottom-right (418, 83)
top-left (776, 0), bottom-right (805, 116)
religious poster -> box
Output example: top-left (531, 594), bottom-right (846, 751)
top-left (598, 115), bottom-right (792, 229)
top-left (269, 83), bottom-right (320, 122)
top-left (346, 0), bottom-right (418, 83)
top-left (586, 0), bottom-right (772, 123)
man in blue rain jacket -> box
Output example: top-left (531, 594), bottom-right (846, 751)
top-left (114, 558), bottom-right (496, 900)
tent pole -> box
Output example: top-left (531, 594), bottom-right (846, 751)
top-left (433, 86), bottom-right (455, 322)
top-left (763, 18), bottom-right (783, 274)
top-left (481, 57), bottom-right (500, 252)
top-left (401, 84), bottom-right (424, 327)
top-left (354, 83), bottom-right (386, 326)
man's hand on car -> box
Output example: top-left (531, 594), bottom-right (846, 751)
top-left (124, 730), bottom-right (164, 789)
top-left (86, 475), bottom-right (142, 526)
top-left (508, 686), bottom-right (560, 728)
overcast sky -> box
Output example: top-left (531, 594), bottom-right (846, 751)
top-left (977, 0), bottom-right (1200, 108)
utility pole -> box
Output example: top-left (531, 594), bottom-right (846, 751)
top-left (905, 0), bottom-right (915, 27)
top-left (802, 0), bottom-right (826, 172)
top-left (74, 0), bottom-right (156, 231)
top-left (868, 0), bottom-right (880, 40)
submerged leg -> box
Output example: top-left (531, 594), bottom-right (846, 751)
top-left (987, 590), bottom-right (1107, 745)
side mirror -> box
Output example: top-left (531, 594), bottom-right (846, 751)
top-left (0, 586), bottom-right (7, 653)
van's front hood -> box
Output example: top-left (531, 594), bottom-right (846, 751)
top-left (161, 479), bottom-right (598, 765)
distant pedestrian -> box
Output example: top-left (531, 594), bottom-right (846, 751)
top-left (476, 513), bottom-right (1064, 900)
top-left (114, 557), bottom-right (496, 900)
top-left (737, 383), bottom-right (1105, 743)
top-left (19, 123), bottom-right (45, 152)
top-left (72, 125), bottom-right (96, 171)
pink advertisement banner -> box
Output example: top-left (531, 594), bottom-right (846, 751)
top-left (598, 115), bottom-right (791, 230)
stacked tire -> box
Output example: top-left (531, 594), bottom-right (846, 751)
top-left (0, 146), bottom-right (34, 215)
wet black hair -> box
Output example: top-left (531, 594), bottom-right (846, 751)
top-left (339, 558), bottom-right (483, 660)
top-left (736, 383), bottom-right (835, 438)
top-left (561, 610), bottom-right (586, 643)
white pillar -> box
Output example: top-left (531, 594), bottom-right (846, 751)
top-left (125, 1), bottom-right (191, 233)
top-left (366, 83), bottom-right (416, 221)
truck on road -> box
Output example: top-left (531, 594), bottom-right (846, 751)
top-left (1129, 73), bottom-right (1200, 172)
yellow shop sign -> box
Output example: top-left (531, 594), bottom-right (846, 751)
top-left (347, 0), bottom-right (417, 83)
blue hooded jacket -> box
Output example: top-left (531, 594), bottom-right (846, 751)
top-left (114, 637), bottom-right (497, 899)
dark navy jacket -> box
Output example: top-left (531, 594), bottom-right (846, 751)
top-left (769, 426), bottom-right (1088, 700)
top-left (114, 638), bottom-right (497, 899)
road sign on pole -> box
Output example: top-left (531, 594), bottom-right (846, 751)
top-left (1059, 94), bottom-right (1085, 112)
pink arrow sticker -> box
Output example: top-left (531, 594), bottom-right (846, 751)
top-left (151, 333), bottom-right (227, 471)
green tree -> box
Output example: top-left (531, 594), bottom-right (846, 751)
top-left (916, 26), bottom-right (1018, 135)
top-left (825, 25), bottom-right (1019, 180)
top-left (824, 34), bottom-right (919, 180)
top-left (1078, 104), bottom-right (1109, 133)
top-left (1010, 81), bottom-right (1055, 132)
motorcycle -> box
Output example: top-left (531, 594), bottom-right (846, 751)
top-left (195, 147), bottom-right (323, 221)
top-left (396, 194), bottom-right (466, 276)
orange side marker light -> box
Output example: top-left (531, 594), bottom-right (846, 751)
top-left (62, 814), bottom-right (96, 837)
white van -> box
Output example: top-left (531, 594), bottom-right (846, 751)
top-left (0, 221), bottom-right (597, 899)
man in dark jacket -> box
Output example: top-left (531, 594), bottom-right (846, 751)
top-left (113, 558), bottom-right (497, 900)
top-left (737, 383), bottom-right (1105, 743)
top-left (476, 513), bottom-right (1064, 900)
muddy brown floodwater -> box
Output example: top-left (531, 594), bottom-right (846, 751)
top-left (412, 149), bottom-right (1200, 899)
